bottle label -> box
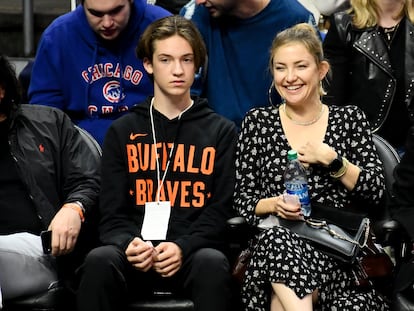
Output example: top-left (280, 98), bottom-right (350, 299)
top-left (285, 182), bottom-right (311, 216)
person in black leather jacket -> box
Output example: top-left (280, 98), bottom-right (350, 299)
top-left (323, 0), bottom-right (414, 151)
top-left (0, 55), bottom-right (100, 305)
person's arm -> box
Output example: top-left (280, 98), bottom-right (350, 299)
top-left (98, 124), bottom-right (142, 250)
top-left (302, 107), bottom-right (385, 204)
top-left (297, 141), bottom-right (360, 191)
top-left (60, 114), bottom-right (101, 214)
top-left (329, 155), bottom-right (360, 190)
top-left (233, 111), bottom-right (269, 227)
top-left (49, 112), bottom-right (100, 255)
top-left (345, 107), bottom-right (385, 204)
top-left (48, 202), bottom-right (83, 256)
top-left (28, 32), bottom-right (65, 108)
top-left (322, 12), bottom-right (352, 106)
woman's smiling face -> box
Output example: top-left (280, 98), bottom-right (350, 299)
top-left (272, 42), bottom-right (328, 107)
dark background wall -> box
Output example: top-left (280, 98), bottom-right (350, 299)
top-left (0, 0), bottom-right (70, 58)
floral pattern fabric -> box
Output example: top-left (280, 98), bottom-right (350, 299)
top-left (234, 105), bottom-right (389, 310)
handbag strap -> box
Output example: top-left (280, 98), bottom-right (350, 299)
top-left (305, 218), bottom-right (371, 248)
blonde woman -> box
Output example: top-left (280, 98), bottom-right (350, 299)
top-left (323, 0), bottom-right (414, 152)
top-left (234, 23), bottom-right (388, 310)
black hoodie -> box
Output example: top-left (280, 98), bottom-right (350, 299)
top-left (99, 96), bottom-right (237, 259)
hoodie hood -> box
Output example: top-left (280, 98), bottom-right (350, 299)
top-left (75, 0), bottom-right (147, 50)
top-left (73, 0), bottom-right (149, 113)
top-left (131, 96), bottom-right (216, 122)
top-left (28, 0), bottom-right (171, 146)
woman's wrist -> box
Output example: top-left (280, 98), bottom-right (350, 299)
top-left (255, 197), bottom-right (278, 215)
top-left (329, 157), bottom-right (349, 179)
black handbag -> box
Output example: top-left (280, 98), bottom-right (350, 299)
top-left (268, 202), bottom-right (371, 263)
top-left (277, 216), bottom-right (370, 263)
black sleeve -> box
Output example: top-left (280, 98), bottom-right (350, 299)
top-left (60, 113), bottom-right (100, 216)
top-left (391, 126), bottom-right (414, 240)
top-left (322, 13), bottom-right (353, 106)
top-left (174, 121), bottom-right (237, 259)
top-left (98, 125), bottom-right (141, 250)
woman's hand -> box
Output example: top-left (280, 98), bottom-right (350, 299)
top-left (278, 194), bottom-right (303, 220)
top-left (256, 195), bottom-right (302, 220)
top-left (297, 141), bottom-right (360, 190)
top-left (297, 141), bottom-right (336, 168)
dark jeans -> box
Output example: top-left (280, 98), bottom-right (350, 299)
top-left (76, 245), bottom-right (231, 311)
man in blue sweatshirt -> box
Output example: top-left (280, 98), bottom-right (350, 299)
top-left (181, 0), bottom-right (315, 128)
top-left (29, 0), bottom-right (171, 145)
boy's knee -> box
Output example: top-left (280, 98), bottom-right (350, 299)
top-left (192, 248), bottom-right (230, 276)
top-left (83, 245), bottom-right (123, 272)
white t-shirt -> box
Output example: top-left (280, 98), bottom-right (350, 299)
top-left (298, 0), bottom-right (349, 21)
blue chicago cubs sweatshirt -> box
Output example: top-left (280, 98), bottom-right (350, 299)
top-left (28, 0), bottom-right (171, 145)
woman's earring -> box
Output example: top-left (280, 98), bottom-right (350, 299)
top-left (319, 80), bottom-right (327, 96)
top-left (268, 82), bottom-right (276, 106)
top-left (268, 82), bottom-right (284, 107)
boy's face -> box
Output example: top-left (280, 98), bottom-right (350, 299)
top-left (143, 35), bottom-right (196, 98)
top-left (83, 0), bottom-right (132, 41)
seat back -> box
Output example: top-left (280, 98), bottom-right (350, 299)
top-left (372, 134), bottom-right (400, 197)
top-left (370, 134), bottom-right (401, 245)
top-left (74, 125), bottom-right (102, 157)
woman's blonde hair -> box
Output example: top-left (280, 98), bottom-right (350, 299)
top-left (269, 23), bottom-right (328, 96)
top-left (351, 0), bottom-right (414, 28)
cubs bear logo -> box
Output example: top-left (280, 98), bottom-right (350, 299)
top-left (103, 80), bottom-right (126, 103)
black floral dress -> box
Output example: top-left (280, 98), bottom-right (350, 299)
top-left (234, 105), bottom-right (389, 310)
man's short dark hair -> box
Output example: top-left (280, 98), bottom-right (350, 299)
top-left (0, 55), bottom-right (21, 115)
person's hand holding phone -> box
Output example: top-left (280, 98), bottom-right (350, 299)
top-left (47, 203), bottom-right (82, 256)
top-left (40, 230), bottom-right (52, 254)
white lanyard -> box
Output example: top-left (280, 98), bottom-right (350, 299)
top-left (149, 98), bottom-right (194, 202)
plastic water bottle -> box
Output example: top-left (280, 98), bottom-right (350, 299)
top-left (283, 150), bottom-right (312, 217)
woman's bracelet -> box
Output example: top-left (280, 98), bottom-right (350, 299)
top-left (329, 157), bottom-right (349, 179)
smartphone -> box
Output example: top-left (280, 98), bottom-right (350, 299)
top-left (40, 230), bottom-right (52, 254)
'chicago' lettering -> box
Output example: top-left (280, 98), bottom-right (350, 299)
top-left (81, 63), bottom-right (143, 85)
top-left (87, 105), bottom-right (130, 115)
